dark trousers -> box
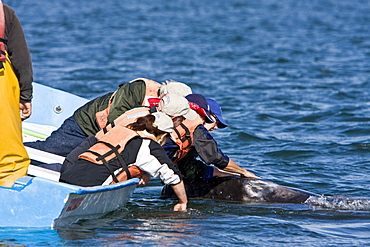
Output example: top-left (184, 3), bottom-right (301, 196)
top-left (60, 135), bottom-right (98, 174)
top-left (24, 116), bottom-right (88, 157)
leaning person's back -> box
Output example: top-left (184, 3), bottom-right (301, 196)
top-left (59, 113), bottom-right (188, 211)
top-left (60, 137), bottom-right (162, 186)
top-left (73, 92), bottom-right (113, 137)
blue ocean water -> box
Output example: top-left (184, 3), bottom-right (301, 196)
top-left (1, 0), bottom-right (370, 246)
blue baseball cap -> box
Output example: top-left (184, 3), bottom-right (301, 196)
top-left (206, 98), bottom-right (228, 128)
top-left (185, 94), bottom-right (214, 123)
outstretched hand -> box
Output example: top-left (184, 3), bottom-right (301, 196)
top-left (224, 159), bottom-right (261, 179)
top-left (241, 171), bottom-right (261, 179)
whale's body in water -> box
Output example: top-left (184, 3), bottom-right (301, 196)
top-left (161, 178), bottom-right (319, 203)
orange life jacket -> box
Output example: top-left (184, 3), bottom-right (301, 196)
top-left (140, 78), bottom-right (161, 100)
top-left (95, 106), bottom-right (152, 140)
top-left (79, 125), bottom-right (156, 184)
top-left (171, 114), bottom-right (204, 163)
top-left (112, 165), bottom-right (144, 184)
top-left (95, 78), bottom-right (160, 130)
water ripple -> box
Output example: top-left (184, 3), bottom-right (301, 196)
top-left (306, 196), bottom-right (370, 211)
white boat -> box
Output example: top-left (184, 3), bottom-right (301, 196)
top-left (1, 174), bottom-right (139, 228)
top-left (0, 83), bottom-right (139, 228)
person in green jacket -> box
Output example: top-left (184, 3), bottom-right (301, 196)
top-left (24, 78), bottom-right (193, 157)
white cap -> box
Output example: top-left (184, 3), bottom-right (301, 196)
top-left (159, 80), bottom-right (192, 97)
top-left (158, 94), bottom-right (197, 120)
top-left (152, 112), bottom-right (174, 133)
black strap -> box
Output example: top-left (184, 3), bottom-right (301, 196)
top-left (149, 106), bottom-right (157, 113)
top-left (0, 38), bottom-right (6, 44)
top-left (86, 149), bottom-right (119, 183)
top-left (115, 151), bottom-right (131, 179)
top-left (0, 47), bottom-right (6, 70)
top-left (179, 123), bottom-right (192, 144)
top-left (173, 127), bottom-right (182, 140)
top-left (102, 122), bottom-right (115, 134)
top-left (95, 141), bottom-right (131, 180)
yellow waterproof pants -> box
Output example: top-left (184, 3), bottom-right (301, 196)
top-left (0, 55), bottom-right (30, 187)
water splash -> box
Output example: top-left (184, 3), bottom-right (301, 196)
top-left (305, 195), bottom-right (370, 211)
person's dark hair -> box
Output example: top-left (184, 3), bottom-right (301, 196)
top-left (127, 115), bottom-right (167, 137)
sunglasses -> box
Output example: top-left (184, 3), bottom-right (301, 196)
top-left (210, 113), bottom-right (220, 126)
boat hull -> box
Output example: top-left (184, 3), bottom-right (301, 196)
top-left (8, 82), bottom-right (140, 228)
top-left (0, 175), bottom-right (139, 228)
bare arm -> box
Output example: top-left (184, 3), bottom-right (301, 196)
top-left (137, 141), bottom-right (188, 211)
top-left (223, 158), bottom-right (260, 179)
top-left (171, 181), bottom-right (188, 211)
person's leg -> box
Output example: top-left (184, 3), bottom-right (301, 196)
top-left (0, 59), bottom-right (29, 187)
top-left (24, 116), bottom-right (88, 157)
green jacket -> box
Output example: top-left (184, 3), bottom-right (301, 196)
top-left (74, 80), bottom-right (146, 136)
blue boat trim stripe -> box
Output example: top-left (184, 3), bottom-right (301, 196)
top-left (76, 178), bottom-right (139, 195)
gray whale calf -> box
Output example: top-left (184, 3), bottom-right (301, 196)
top-left (161, 177), bottom-right (319, 203)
